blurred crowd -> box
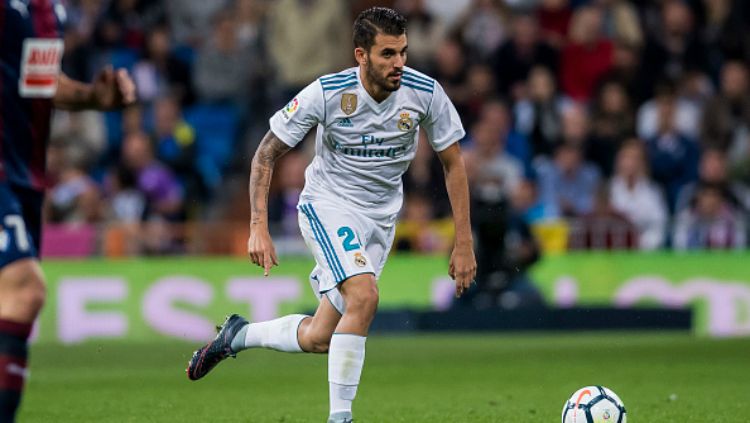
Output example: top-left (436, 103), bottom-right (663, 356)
top-left (47, 0), bottom-right (750, 255)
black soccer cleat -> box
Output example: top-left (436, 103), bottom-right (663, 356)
top-left (328, 411), bottom-right (353, 423)
top-left (186, 314), bottom-right (248, 381)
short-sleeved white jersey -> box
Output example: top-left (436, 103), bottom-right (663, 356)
top-left (269, 66), bottom-right (465, 220)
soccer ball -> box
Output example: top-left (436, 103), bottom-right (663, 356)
top-left (561, 386), bottom-right (627, 423)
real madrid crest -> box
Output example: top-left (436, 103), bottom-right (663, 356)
top-left (397, 112), bottom-right (414, 132)
top-left (341, 93), bottom-right (358, 115)
top-left (354, 252), bottom-right (367, 267)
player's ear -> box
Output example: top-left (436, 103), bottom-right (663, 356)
top-left (354, 47), bottom-right (367, 66)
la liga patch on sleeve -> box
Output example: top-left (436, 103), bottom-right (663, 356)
top-left (281, 97), bottom-right (300, 122)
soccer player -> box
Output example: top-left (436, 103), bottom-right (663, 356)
top-left (187, 7), bottom-right (476, 422)
top-left (0, 1), bottom-right (136, 420)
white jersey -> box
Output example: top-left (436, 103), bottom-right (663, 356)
top-left (269, 66), bottom-right (465, 220)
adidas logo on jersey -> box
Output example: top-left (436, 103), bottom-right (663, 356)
top-left (337, 118), bottom-right (354, 128)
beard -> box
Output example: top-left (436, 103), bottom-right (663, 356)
top-left (366, 60), bottom-right (401, 92)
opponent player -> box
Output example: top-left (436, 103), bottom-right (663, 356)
top-left (0, 1), bottom-right (136, 420)
top-left (187, 7), bottom-right (476, 422)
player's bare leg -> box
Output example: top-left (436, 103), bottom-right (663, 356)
top-left (0, 259), bottom-right (46, 421)
top-left (186, 294), bottom-right (341, 380)
top-left (327, 273), bottom-right (378, 423)
top-left (296, 295), bottom-right (342, 353)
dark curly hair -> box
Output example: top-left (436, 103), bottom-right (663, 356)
top-left (353, 7), bottom-right (407, 51)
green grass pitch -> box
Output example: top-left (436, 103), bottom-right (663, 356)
top-left (20, 332), bottom-right (750, 422)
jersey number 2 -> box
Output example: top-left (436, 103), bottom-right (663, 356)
top-left (337, 226), bottom-right (360, 251)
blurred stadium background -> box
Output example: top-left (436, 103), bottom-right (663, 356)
top-left (22, 0), bottom-right (750, 421)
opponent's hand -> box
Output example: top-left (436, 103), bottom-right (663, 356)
top-left (449, 243), bottom-right (476, 298)
top-left (247, 228), bottom-right (279, 276)
top-left (92, 65), bottom-right (136, 110)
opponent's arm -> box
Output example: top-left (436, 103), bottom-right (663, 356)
top-left (53, 68), bottom-right (136, 111)
top-left (247, 130), bottom-right (292, 275)
top-left (437, 143), bottom-right (476, 297)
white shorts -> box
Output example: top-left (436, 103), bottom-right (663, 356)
top-left (298, 201), bottom-right (396, 314)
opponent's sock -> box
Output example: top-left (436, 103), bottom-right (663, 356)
top-left (0, 319), bottom-right (32, 422)
top-left (328, 333), bottom-right (366, 416)
top-left (231, 314), bottom-right (307, 353)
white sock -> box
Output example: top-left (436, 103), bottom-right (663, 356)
top-left (328, 333), bottom-right (366, 415)
top-left (232, 314), bottom-right (307, 353)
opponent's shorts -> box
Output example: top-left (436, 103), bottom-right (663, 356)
top-left (298, 201), bottom-right (396, 314)
top-left (0, 182), bottom-right (43, 269)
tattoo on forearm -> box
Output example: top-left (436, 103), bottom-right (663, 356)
top-left (249, 132), bottom-right (291, 225)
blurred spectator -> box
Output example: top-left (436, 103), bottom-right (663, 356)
top-left (587, 79), bottom-right (635, 176)
top-left (701, 0), bottom-right (750, 79)
top-left (534, 143), bottom-right (601, 218)
top-left (61, 21), bottom-right (95, 83)
top-left (50, 110), bottom-right (107, 164)
top-left (460, 65), bottom-right (497, 127)
top-left (95, 0), bottom-right (164, 51)
top-left (514, 66), bottom-right (569, 159)
top-left (676, 147), bottom-right (750, 214)
top-left (65, 0), bottom-right (107, 42)
top-left (133, 25), bottom-right (194, 105)
top-left (235, 0), bottom-right (269, 49)
top-left (677, 69), bottom-right (714, 112)
top-left (152, 95), bottom-right (206, 204)
top-left (106, 164), bottom-right (146, 224)
top-left (395, 193), bottom-right (453, 253)
top-left (477, 100), bottom-right (531, 170)
top-left (456, 0), bottom-right (509, 62)
top-left (103, 165), bottom-right (148, 256)
top-left (569, 183), bottom-right (638, 250)
top-left (560, 6), bottom-right (613, 101)
top-left (510, 178), bottom-right (551, 223)
top-left (603, 41), bottom-right (651, 104)
top-left (394, 0), bottom-right (446, 71)
top-left (167, 0), bottom-right (228, 47)
top-left (637, 80), bottom-right (701, 141)
top-left (433, 38), bottom-right (469, 108)
top-left (701, 61), bottom-right (750, 160)
top-left (122, 105), bottom-right (144, 137)
top-left (644, 88), bottom-right (699, 211)
top-left (268, 0), bottom-right (351, 99)
top-left (559, 102), bottom-right (593, 153)
top-left (120, 131), bottom-right (184, 220)
top-left (641, 0), bottom-right (708, 89)
top-left (536, 0), bottom-right (572, 48)
top-left (117, 128), bottom-right (187, 253)
top-left (464, 120), bottom-right (524, 205)
top-left (193, 11), bottom-right (256, 103)
top-left (673, 182), bottom-right (746, 250)
top-left (489, 12), bottom-right (558, 100)
top-left (595, 0), bottom-right (643, 47)
top-left (45, 142), bottom-right (102, 224)
top-left (609, 139), bottom-right (668, 250)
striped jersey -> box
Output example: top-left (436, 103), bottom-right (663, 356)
top-left (0, 0), bottom-right (65, 191)
top-left (269, 66), bottom-right (465, 220)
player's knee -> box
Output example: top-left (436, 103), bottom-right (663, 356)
top-left (345, 280), bottom-right (379, 316)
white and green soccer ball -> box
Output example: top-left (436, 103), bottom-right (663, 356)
top-left (561, 386), bottom-right (627, 423)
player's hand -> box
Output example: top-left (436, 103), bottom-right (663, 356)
top-left (92, 65), bottom-right (136, 110)
top-left (247, 227), bottom-right (279, 276)
top-left (449, 243), bottom-right (476, 298)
